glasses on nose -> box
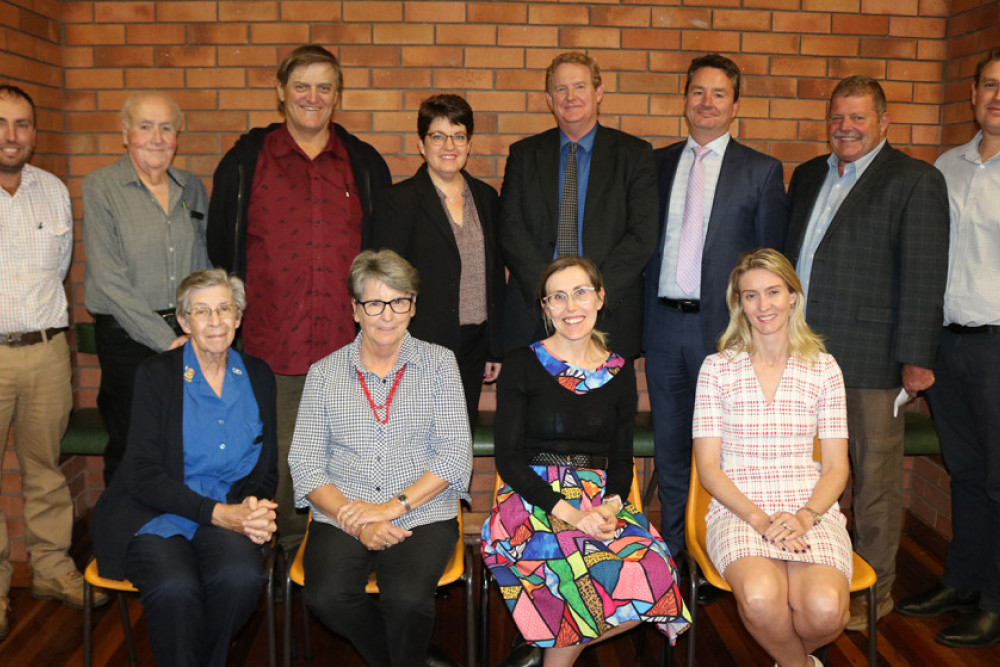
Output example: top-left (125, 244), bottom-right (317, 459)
top-left (187, 303), bottom-right (238, 322)
top-left (356, 297), bottom-right (414, 316)
top-left (427, 132), bottom-right (468, 147)
top-left (542, 286), bottom-right (598, 311)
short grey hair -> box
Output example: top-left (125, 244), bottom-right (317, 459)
top-left (121, 91), bottom-right (183, 130)
top-left (176, 269), bottom-right (246, 317)
top-left (348, 250), bottom-right (419, 301)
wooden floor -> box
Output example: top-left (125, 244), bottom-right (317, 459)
top-left (2, 513), bottom-right (998, 666)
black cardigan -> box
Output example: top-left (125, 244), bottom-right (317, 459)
top-left (90, 347), bottom-right (278, 580)
top-left (494, 346), bottom-right (637, 512)
top-left (369, 163), bottom-right (505, 360)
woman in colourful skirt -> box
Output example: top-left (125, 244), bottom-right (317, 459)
top-left (482, 256), bottom-right (690, 666)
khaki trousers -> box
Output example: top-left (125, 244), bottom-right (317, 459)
top-left (0, 332), bottom-right (75, 595)
top-left (846, 386), bottom-right (905, 601)
top-left (274, 373), bottom-right (309, 552)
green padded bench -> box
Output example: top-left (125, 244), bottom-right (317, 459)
top-left (472, 411), bottom-right (655, 458)
top-left (60, 322), bottom-right (108, 456)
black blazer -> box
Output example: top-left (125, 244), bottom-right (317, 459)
top-left (643, 138), bottom-right (789, 354)
top-left (785, 143), bottom-right (950, 389)
top-left (499, 124), bottom-right (659, 358)
top-left (369, 164), bottom-right (504, 359)
top-left (90, 347), bottom-right (278, 580)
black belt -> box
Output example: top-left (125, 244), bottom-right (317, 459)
top-left (947, 323), bottom-right (1000, 335)
top-left (95, 309), bottom-right (178, 330)
top-left (530, 452), bottom-right (609, 469)
top-left (659, 297), bottom-right (700, 313)
top-left (0, 327), bottom-right (67, 347)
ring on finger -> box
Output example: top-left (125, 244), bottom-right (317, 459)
top-left (781, 522), bottom-right (792, 531)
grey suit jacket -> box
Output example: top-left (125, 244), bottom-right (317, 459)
top-left (499, 124), bottom-right (658, 358)
top-left (785, 143), bottom-right (949, 389)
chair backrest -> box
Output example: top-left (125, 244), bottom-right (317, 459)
top-left (684, 454), bottom-right (731, 591)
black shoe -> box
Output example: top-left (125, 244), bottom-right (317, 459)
top-left (936, 610), bottom-right (1000, 648)
top-left (495, 643), bottom-right (543, 667)
top-left (697, 583), bottom-right (725, 606)
top-left (897, 583), bottom-right (979, 618)
top-left (425, 643), bottom-right (459, 667)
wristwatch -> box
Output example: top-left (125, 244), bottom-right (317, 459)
top-left (799, 506), bottom-right (822, 525)
top-left (396, 493), bottom-right (411, 514)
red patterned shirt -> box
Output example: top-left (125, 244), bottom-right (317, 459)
top-left (243, 124), bottom-right (363, 374)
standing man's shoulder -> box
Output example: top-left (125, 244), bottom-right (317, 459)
top-left (595, 124), bottom-right (653, 153)
top-left (217, 123), bottom-right (281, 169)
top-left (23, 163), bottom-right (70, 198)
top-left (508, 127), bottom-right (560, 155)
top-left (727, 138), bottom-right (783, 169)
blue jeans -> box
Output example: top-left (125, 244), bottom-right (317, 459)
top-left (126, 525), bottom-right (266, 667)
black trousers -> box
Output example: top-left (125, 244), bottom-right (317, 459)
top-left (927, 327), bottom-right (1000, 612)
top-left (303, 518), bottom-right (458, 667)
top-left (456, 322), bottom-right (489, 431)
top-left (126, 526), bottom-right (266, 667)
top-left (95, 315), bottom-right (180, 484)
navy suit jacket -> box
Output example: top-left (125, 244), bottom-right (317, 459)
top-left (785, 143), bottom-right (949, 389)
top-left (499, 124), bottom-right (659, 358)
top-left (644, 138), bottom-right (789, 355)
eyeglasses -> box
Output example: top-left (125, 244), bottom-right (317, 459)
top-left (356, 297), bottom-right (414, 316)
top-left (187, 303), bottom-right (238, 322)
top-left (427, 132), bottom-right (468, 147)
top-left (541, 286), bottom-right (598, 311)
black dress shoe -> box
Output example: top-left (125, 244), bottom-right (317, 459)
top-left (425, 643), bottom-right (459, 667)
top-left (936, 610), bottom-right (1000, 648)
top-left (697, 583), bottom-right (725, 606)
top-left (495, 643), bottom-right (543, 667)
top-left (897, 583), bottom-right (979, 618)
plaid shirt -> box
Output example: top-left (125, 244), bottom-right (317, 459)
top-left (290, 331), bottom-right (471, 531)
top-left (0, 164), bottom-right (72, 333)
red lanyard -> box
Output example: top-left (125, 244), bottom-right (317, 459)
top-left (356, 364), bottom-right (406, 424)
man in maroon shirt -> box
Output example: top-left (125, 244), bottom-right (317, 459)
top-left (209, 45), bottom-right (391, 550)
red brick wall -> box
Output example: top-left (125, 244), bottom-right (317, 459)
top-left (2, 1), bottom-right (997, 557)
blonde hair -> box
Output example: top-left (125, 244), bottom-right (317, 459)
top-left (537, 255), bottom-right (608, 352)
top-left (717, 249), bottom-right (826, 363)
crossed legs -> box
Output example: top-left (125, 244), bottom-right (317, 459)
top-left (724, 557), bottom-right (849, 667)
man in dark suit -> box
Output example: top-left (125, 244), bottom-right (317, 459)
top-left (499, 51), bottom-right (658, 359)
top-left (786, 75), bottom-right (949, 630)
top-left (644, 54), bottom-right (789, 559)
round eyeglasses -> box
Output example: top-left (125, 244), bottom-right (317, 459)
top-left (541, 286), bottom-right (598, 311)
top-left (356, 297), bottom-right (414, 316)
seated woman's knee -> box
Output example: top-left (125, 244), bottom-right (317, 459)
top-left (733, 576), bottom-right (786, 624)
top-left (795, 584), bottom-right (848, 632)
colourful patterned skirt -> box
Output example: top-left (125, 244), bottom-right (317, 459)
top-left (481, 465), bottom-right (691, 648)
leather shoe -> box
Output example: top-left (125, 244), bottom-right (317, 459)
top-left (846, 594), bottom-right (893, 631)
top-left (495, 643), bottom-right (542, 667)
top-left (697, 583), bottom-right (725, 606)
top-left (936, 610), bottom-right (1000, 648)
top-left (425, 643), bottom-right (459, 667)
top-left (897, 583), bottom-right (979, 618)
top-left (0, 596), bottom-right (9, 642)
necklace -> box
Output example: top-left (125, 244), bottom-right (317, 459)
top-left (356, 364), bottom-right (407, 424)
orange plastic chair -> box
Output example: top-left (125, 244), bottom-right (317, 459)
top-left (478, 463), bottom-right (648, 666)
top-left (283, 504), bottom-right (473, 667)
top-left (684, 443), bottom-right (878, 667)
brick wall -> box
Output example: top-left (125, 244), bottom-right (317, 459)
top-left (2, 1), bottom-right (998, 559)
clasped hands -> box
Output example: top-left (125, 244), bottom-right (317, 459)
top-left (567, 499), bottom-right (621, 541)
top-left (211, 496), bottom-right (278, 545)
top-left (337, 499), bottom-right (412, 551)
top-left (750, 509), bottom-right (815, 554)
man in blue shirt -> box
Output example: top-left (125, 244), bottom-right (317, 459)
top-left (499, 52), bottom-right (658, 359)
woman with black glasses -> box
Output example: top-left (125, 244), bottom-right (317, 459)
top-left (289, 249), bottom-right (472, 667)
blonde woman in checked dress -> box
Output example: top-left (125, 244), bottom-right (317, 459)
top-left (692, 249), bottom-right (851, 667)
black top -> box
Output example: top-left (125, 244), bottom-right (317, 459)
top-left (494, 346), bottom-right (637, 512)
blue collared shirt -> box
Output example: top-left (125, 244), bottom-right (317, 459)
top-left (138, 342), bottom-right (263, 539)
top-left (555, 123), bottom-right (598, 256)
top-left (797, 139), bottom-right (886, 310)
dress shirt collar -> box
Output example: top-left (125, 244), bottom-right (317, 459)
top-left (959, 131), bottom-right (999, 165)
top-left (684, 131), bottom-right (731, 157)
top-left (349, 330), bottom-right (421, 377)
top-left (827, 138), bottom-right (886, 180)
top-left (112, 152), bottom-right (184, 192)
top-left (271, 122), bottom-right (345, 161)
top-left (559, 122), bottom-right (598, 153)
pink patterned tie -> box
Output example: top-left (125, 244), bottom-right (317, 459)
top-left (675, 145), bottom-right (711, 294)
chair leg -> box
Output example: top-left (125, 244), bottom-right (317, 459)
top-left (686, 555), bottom-right (698, 667)
top-left (266, 546), bottom-right (277, 667)
top-left (83, 580), bottom-right (93, 667)
top-left (867, 586), bottom-right (878, 667)
top-left (464, 546), bottom-right (475, 667)
top-left (479, 561), bottom-right (492, 667)
top-left (119, 593), bottom-right (138, 665)
top-left (301, 587), bottom-right (312, 661)
top-left (662, 636), bottom-right (673, 667)
top-left (283, 572), bottom-right (293, 667)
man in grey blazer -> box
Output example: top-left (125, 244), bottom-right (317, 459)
top-left (499, 51), bottom-right (658, 359)
top-left (644, 54), bottom-right (789, 560)
top-left (785, 75), bottom-right (949, 630)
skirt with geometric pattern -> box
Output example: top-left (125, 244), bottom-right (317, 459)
top-left (481, 464), bottom-right (691, 647)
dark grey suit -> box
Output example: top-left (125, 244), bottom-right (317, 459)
top-left (499, 124), bottom-right (659, 358)
top-left (786, 142), bottom-right (949, 598)
top-left (645, 138), bottom-right (789, 555)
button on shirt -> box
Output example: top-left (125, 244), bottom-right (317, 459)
top-left (659, 133), bottom-right (731, 300)
top-left (555, 124), bottom-right (597, 257)
top-left (82, 154), bottom-right (210, 351)
top-left (0, 164), bottom-right (72, 333)
top-left (797, 139), bottom-right (886, 310)
top-left (289, 332), bottom-right (472, 532)
top-left (936, 132), bottom-right (1000, 327)
top-left (139, 343), bottom-right (263, 539)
